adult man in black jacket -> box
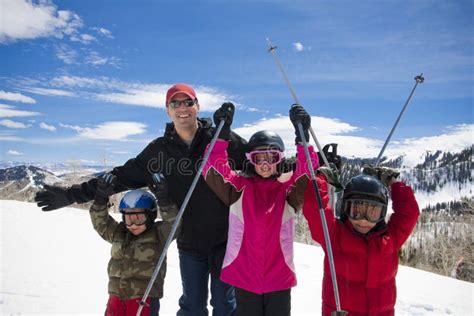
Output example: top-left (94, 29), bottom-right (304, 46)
top-left (35, 83), bottom-right (247, 316)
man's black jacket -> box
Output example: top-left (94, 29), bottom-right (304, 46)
top-left (68, 118), bottom-right (247, 255)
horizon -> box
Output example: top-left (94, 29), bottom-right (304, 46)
top-left (1, 0), bottom-right (472, 165)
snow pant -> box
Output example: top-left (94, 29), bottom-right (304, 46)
top-left (105, 294), bottom-right (160, 316)
top-left (177, 249), bottom-right (236, 316)
top-left (234, 287), bottom-right (291, 316)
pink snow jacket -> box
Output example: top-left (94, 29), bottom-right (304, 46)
top-left (202, 140), bottom-right (319, 294)
top-left (303, 174), bottom-right (420, 316)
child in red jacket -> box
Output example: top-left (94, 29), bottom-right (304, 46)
top-left (303, 167), bottom-right (420, 316)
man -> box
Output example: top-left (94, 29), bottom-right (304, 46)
top-left (35, 83), bottom-right (247, 315)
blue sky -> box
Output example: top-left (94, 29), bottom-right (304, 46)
top-left (0, 0), bottom-right (472, 167)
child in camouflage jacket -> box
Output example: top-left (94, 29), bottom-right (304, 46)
top-left (90, 173), bottom-right (178, 316)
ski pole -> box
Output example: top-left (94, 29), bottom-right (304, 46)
top-left (136, 120), bottom-right (226, 316)
top-left (375, 73), bottom-right (425, 166)
top-left (266, 38), bottom-right (331, 168)
top-left (296, 122), bottom-right (347, 315)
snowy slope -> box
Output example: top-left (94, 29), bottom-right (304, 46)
top-left (0, 200), bottom-right (472, 315)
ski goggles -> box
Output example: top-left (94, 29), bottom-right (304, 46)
top-left (168, 98), bottom-right (197, 109)
top-left (246, 150), bottom-right (284, 166)
top-left (121, 211), bottom-right (148, 227)
top-left (345, 199), bottom-right (386, 223)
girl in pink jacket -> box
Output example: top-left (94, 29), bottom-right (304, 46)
top-left (202, 104), bottom-right (318, 316)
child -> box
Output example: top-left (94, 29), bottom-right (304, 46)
top-left (303, 167), bottom-right (420, 315)
top-left (90, 173), bottom-right (178, 316)
top-left (202, 104), bottom-right (318, 316)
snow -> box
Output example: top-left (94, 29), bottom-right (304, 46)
top-left (1, 200), bottom-right (472, 315)
top-left (414, 180), bottom-right (472, 209)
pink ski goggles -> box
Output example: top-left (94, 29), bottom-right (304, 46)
top-left (245, 150), bottom-right (284, 166)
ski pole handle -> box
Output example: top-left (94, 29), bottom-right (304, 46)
top-left (136, 120), bottom-right (226, 316)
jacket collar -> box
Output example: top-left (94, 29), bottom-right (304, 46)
top-left (164, 117), bottom-right (213, 143)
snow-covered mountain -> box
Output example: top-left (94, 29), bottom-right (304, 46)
top-left (1, 200), bottom-right (472, 315)
top-left (0, 165), bottom-right (62, 202)
top-left (340, 146), bottom-right (473, 209)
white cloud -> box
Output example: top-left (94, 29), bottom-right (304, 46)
top-left (234, 115), bottom-right (473, 167)
top-left (84, 51), bottom-right (121, 67)
top-left (0, 104), bottom-right (40, 118)
top-left (96, 88), bottom-right (167, 108)
top-left (234, 115), bottom-right (361, 155)
top-left (293, 42), bottom-right (304, 52)
top-left (19, 75), bottom-right (235, 111)
top-left (0, 91), bottom-right (36, 104)
top-left (93, 27), bottom-right (113, 38)
top-left (0, 0), bottom-right (83, 44)
top-left (39, 122), bottom-right (56, 132)
top-left (70, 33), bottom-right (96, 44)
top-left (55, 44), bottom-right (78, 64)
top-left (21, 87), bottom-right (74, 97)
top-left (95, 83), bottom-right (232, 111)
top-left (0, 119), bottom-right (27, 128)
top-left (60, 121), bottom-right (147, 140)
top-left (7, 150), bottom-right (23, 155)
top-left (0, 134), bottom-right (22, 141)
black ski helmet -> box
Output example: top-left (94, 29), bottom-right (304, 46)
top-left (247, 130), bottom-right (285, 152)
top-left (339, 174), bottom-right (389, 220)
top-left (244, 130), bottom-right (285, 177)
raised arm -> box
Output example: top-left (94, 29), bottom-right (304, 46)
top-left (302, 173), bottom-right (335, 246)
top-left (387, 181), bottom-right (420, 249)
top-left (89, 174), bottom-right (121, 243)
top-left (287, 104), bottom-right (319, 210)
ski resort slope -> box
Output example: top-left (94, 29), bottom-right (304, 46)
top-left (1, 200), bottom-right (472, 315)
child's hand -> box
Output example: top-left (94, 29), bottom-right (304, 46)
top-left (94, 173), bottom-right (116, 206)
top-left (213, 102), bottom-right (234, 140)
top-left (317, 165), bottom-right (343, 191)
top-left (149, 173), bottom-right (178, 221)
top-left (149, 173), bottom-right (173, 207)
top-left (289, 104), bottom-right (310, 144)
top-left (362, 165), bottom-right (400, 187)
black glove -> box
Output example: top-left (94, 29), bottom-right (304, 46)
top-left (362, 165), bottom-right (400, 187)
top-left (213, 102), bottom-right (235, 140)
top-left (318, 143), bottom-right (342, 170)
top-left (94, 173), bottom-right (116, 206)
top-left (35, 185), bottom-right (74, 212)
top-left (289, 104), bottom-right (310, 144)
top-left (148, 173), bottom-right (173, 208)
top-left (148, 173), bottom-right (178, 222)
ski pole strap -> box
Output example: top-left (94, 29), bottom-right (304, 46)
top-left (297, 124), bottom-right (346, 313)
top-left (136, 120), bottom-right (226, 316)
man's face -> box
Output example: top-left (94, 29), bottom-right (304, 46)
top-left (166, 92), bottom-right (199, 130)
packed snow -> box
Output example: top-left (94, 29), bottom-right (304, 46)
top-left (1, 200), bottom-right (472, 315)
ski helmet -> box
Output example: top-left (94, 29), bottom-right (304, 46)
top-left (339, 174), bottom-right (388, 221)
top-left (244, 130), bottom-right (286, 177)
top-left (247, 130), bottom-right (285, 152)
top-left (119, 189), bottom-right (157, 228)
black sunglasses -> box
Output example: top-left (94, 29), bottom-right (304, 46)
top-left (168, 98), bottom-right (197, 109)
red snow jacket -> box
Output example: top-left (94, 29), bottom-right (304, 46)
top-left (303, 175), bottom-right (420, 316)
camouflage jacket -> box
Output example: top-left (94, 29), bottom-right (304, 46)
top-left (90, 202), bottom-right (175, 299)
